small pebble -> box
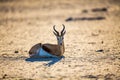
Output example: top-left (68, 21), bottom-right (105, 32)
top-left (101, 41), bottom-right (104, 44)
top-left (96, 49), bottom-right (104, 52)
top-left (14, 50), bottom-right (19, 53)
top-left (65, 17), bottom-right (73, 22)
top-left (82, 9), bottom-right (88, 13)
top-left (2, 74), bottom-right (7, 79)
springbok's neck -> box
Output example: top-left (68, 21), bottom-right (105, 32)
top-left (58, 41), bottom-right (65, 55)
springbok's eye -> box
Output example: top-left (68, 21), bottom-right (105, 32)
top-left (57, 37), bottom-right (60, 40)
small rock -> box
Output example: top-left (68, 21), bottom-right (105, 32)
top-left (82, 9), bottom-right (88, 13)
top-left (68, 65), bottom-right (71, 67)
top-left (101, 41), bottom-right (104, 44)
top-left (65, 17), bottom-right (73, 22)
top-left (2, 74), bottom-right (7, 79)
top-left (96, 49), bottom-right (104, 52)
top-left (14, 50), bottom-right (19, 53)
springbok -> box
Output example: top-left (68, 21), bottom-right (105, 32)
top-left (29, 24), bottom-right (66, 58)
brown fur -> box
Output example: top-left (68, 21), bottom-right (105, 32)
top-left (42, 43), bottom-right (65, 56)
top-left (29, 43), bottom-right (42, 55)
top-left (29, 42), bottom-right (65, 57)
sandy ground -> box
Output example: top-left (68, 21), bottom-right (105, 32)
top-left (0, 0), bottom-right (120, 80)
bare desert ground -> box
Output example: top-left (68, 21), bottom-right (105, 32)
top-left (0, 0), bottom-right (120, 80)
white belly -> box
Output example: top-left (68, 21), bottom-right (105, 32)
top-left (37, 48), bottom-right (57, 57)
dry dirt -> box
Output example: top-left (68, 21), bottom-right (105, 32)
top-left (0, 0), bottom-right (120, 80)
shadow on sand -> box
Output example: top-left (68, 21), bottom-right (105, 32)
top-left (25, 56), bottom-right (65, 67)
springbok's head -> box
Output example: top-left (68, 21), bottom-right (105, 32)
top-left (53, 24), bottom-right (66, 45)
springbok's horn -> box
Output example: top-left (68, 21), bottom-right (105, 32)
top-left (61, 24), bottom-right (65, 35)
top-left (53, 25), bottom-right (59, 35)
